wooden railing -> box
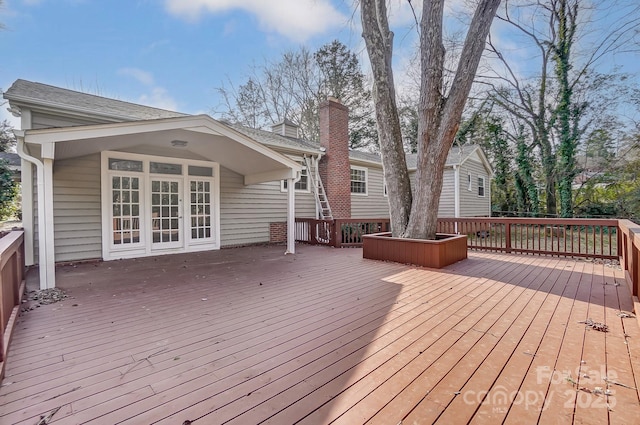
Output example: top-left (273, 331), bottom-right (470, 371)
top-left (437, 217), bottom-right (619, 259)
top-left (295, 218), bottom-right (390, 248)
top-left (0, 230), bottom-right (25, 381)
top-left (618, 220), bottom-right (640, 299)
top-left (295, 216), bottom-right (640, 314)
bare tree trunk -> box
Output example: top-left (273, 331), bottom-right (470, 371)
top-left (361, 0), bottom-right (412, 236)
top-left (361, 0), bottom-right (500, 240)
top-left (405, 0), bottom-right (502, 239)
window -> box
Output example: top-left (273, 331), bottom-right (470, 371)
top-left (383, 177), bottom-right (388, 197)
top-left (282, 166), bottom-right (308, 192)
top-left (467, 173), bottom-right (472, 191)
top-left (351, 166), bottom-right (367, 195)
top-left (478, 176), bottom-right (485, 197)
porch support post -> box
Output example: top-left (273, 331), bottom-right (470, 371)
top-left (286, 178), bottom-right (296, 254)
top-left (41, 157), bottom-right (56, 289)
top-left (453, 165), bottom-right (460, 233)
top-left (21, 159), bottom-right (34, 265)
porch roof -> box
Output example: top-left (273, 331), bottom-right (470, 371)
top-left (17, 115), bottom-right (302, 185)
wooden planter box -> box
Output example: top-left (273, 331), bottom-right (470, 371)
top-left (362, 232), bottom-right (468, 268)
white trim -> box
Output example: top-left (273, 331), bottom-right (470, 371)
top-left (101, 151), bottom-right (221, 261)
top-left (467, 173), bottom-right (472, 191)
top-left (280, 163), bottom-right (310, 193)
top-left (350, 165), bottom-right (368, 196)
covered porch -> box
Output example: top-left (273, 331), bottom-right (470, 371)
top-left (1, 245), bottom-right (639, 424)
top-left (16, 115), bottom-right (302, 290)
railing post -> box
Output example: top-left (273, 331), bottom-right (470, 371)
top-left (334, 220), bottom-right (342, 248)
top-left (505, 222), bottom-right (512, 253)
top-left (310, 220), bottom-right (317, 245)
top-left (632, 238), bottom-right (639, 297)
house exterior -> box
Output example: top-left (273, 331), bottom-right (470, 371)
top-left (3, 79), bottom-right (492, 289)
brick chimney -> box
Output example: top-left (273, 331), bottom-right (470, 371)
top-left (319, 97), bottom-right (351, 218)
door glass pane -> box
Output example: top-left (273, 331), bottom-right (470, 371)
top-left (188, 165), bottom-right (213, 177)
top-left (109, 159), bottom-right (143, 172)
top-left (190, 179), bottom-right (213, 240)
top-left (112, 176), bottom-right (141, 245)
top-left (150, 162), bottom-right (182, 175)
top-left (152, 179), bottom-right (181, 245)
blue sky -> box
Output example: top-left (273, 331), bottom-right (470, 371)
top-left (1, 0), bottom-right (638, 128)
top-left (0, 0), bottom-right (368, 125)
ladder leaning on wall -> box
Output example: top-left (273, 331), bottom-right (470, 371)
top-left (303, 156), bottom-right (333, 220)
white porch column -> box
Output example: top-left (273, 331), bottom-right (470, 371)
top-left (286, 178), bottom-right (296, 254)
top-left (453, 165), bottom-right (460, 233)
top-left (21, 159), bottom-right (34, 265)
top-left (41, 157), bottom-right (56, 288)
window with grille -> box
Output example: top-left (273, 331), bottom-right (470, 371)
top-left (478, 176), bottom-right (486, 197)
top-left (351, 167), bottom-right (367, 194)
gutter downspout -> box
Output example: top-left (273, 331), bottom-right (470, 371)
top-left (314, 152), bottom-right (324, 219)
top-left (453, 164), bottom-right (460, 234)
top-left (16, 134), bottom-right (55, 289)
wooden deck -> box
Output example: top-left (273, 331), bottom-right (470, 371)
top-left (1, 245), bottom-right (639, 424)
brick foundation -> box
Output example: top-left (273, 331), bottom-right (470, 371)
top-left (269, 222), bottom-right (287, 243)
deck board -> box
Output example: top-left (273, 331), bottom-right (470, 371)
top-left (0, 245), bottom-right (638, 425)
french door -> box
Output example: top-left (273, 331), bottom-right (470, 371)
top-left (103, 152), bottom-right (220, 261)
top-left (150, 178), bottom-right (183, 249)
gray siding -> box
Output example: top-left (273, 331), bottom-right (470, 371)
top-left (219, 166), bottom-right (316, 247)
top-left (53, 154), bottom-right (103, 261)
top-left (407, 168), bottom-right (455, 217)
top-left (32, 111), bottom-right (107, 130)
top-left (350, 165), bottom-right (389, 218)
top-left (459, 156), bottom-right (491, 217)
top-left (438, 169), bottom-right (455, 217)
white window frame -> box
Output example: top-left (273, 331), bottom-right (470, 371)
top-left (467, 173), bottom-right (472, 191)
top-left (383, 176), bottom-right (388, 197)
top-left (478, 176), bottom-right (486, 197)
top-left (101, 151), bottom-right (220, 261)
top-left (281, 163), bottom-right (310, 193)
top-left (350, 166), bottom-right (368, 196)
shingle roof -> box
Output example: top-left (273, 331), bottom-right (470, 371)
top-left (4, 79), bottom-right (186, 121)
top-left (230, 124), bottom-right (320, 152)
top-left (406, 144), bottom-right (481, 169)
top-left (352, 144), bottom-right (481, 169)
top-left (4, 80), bottom-right (487, 172)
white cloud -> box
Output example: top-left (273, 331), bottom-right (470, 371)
top-left (117, 68), bottom-right (155, 86)
top-left (164, 0), bottom-right (346, 41)
top-left (117, 68), bottom-right (178, 111)
top-left (136, 87), bottom-right (178, 112)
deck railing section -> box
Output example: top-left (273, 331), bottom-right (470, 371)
top-left (618, 220), bottom-right (640, 298)
top-left (437, 217), bottom-right (619, 259)
top-left (295, 216), bottom-right (640, 302)
top-left (294, 218), bottom-right (390, 248)
top-left (0, 230), bottom-right (25, 380)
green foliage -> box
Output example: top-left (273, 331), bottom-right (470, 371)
top-left (0, 160), bottom-right (17, 221)
top-left (0, 120), bottom-right (17, 152)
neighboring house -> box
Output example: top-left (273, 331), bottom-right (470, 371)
top-left (3, 79), bottom-right (492, 289)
